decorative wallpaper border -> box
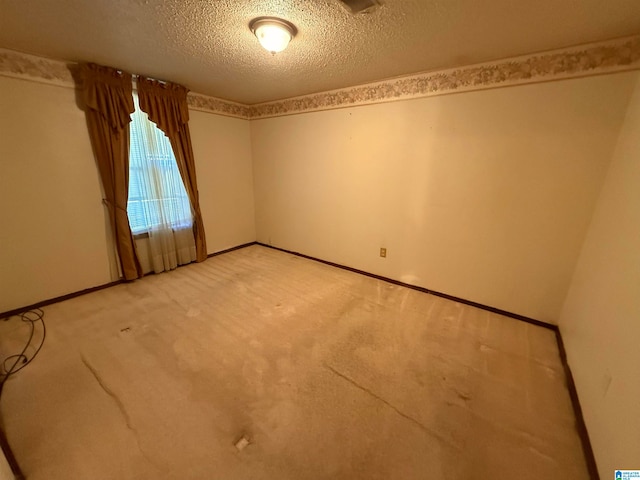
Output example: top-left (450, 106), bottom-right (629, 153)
top-left (2, 34), bottom-right (639, 120)
top-left (0, 48), bottom-right (74, 88)
top-left (0, 48), bottom-right (251, 119)
top-left (249, 35), bottom-right (640, 119)
top-left (186, 92), bottom-right (251, 119)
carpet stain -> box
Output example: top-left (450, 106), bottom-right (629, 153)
top-left (323, 363), bottom-right (460, 450)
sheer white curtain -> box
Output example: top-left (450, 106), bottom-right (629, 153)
top-left (127, 92), bottom-right (196, 274)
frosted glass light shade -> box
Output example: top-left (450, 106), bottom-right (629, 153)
top-left (255, 24), bottom-right (291, 53)
top-left (250, 18), bottom-right (297, 54)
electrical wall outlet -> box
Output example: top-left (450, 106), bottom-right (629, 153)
top-left (380, 247), bottom-right (387, 258)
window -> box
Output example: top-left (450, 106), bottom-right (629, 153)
top-left (127, 92), bottom-right (193, 234)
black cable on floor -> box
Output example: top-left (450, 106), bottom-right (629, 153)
top-left (0, 308), bottom-right (46, 392)
top-left (0, 309), bottom-right (43, 480)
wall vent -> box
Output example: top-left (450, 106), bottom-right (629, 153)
top-left (338, 0), bottom-right (383, 14)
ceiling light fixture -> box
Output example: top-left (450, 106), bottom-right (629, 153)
top-left (250, 17), bottom-right (297, 54)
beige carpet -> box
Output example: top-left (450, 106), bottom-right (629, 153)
top-left (0, 245), bottom-right (588, 479)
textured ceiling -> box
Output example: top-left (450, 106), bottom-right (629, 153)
top-left (1, 0), bottom-right (639, 104)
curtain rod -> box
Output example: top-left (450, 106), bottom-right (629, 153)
top-left (131, 75), bottom-right (168, 85)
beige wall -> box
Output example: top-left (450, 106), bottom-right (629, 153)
top-left (251, 73), bottom-right (638, 323)
top-left (190, 110), bottom-right (255, 254)
top-left (559, 75), bottom-right (640, 477)
top-left (0, 76), bottom-right (255, 314)
top-left (0, 77), bottom-right (113, 314)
